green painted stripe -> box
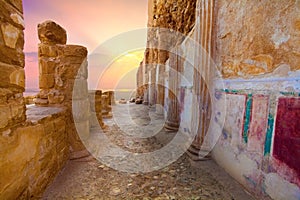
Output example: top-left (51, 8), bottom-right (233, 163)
top-left (264, 114), bottom-right (274, 156)
top-left (243, 94), bottom-right (252, 143)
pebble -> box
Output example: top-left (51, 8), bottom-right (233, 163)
top-left (110, 187), bottom-right (121, 196)
top-left (161, 174), bottom-right (167, 178)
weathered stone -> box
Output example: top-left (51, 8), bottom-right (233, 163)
top-left (38, 20), bottom-right (67, 45)
top-left (10, 13), bottom-right (24, 29)
top-left (59, 44), bottom-right (88, 57)
top-left (0, 106), bottom-right (10, 128)
top-left (0, 63), bottom-right (25, 89)
top-left (38, 43), bottom-right (58, 57)
top-left (74, 120), bottom-right (90, 141)
top-left (5, 0), bottom-right (23, 13)
top-left (55, 62), bottom-right (87, 81)
top-left (0, 45), bottom-right (25, 66)
top-left (39, 57), bottom-right (57, 75)
top-left (39, 74), bottom-right (55, 89)
top-left (72, 99), bottom-right (90, 122)
top-left (48, 91), bottom-right (65, 104)
top-left (0, 1), bottom-right (24, 29)
top-left (217, 0), bottom-right (300, 78)
top-left (34, 98), bottom-right (48, 106)
top-left (1, 23), bottom-right (20, 49)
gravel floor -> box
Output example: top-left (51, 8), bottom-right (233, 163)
top-left (42, 104), bottom-right (255, 200)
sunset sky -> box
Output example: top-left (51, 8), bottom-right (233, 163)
top-left (23, 0), bottom-right (148, 90)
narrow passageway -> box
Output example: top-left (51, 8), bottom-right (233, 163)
top-left (43, 104), bottom-right (254, 200)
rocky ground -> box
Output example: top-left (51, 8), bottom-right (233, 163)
top-left (42, 104), bottom-right (255, 200)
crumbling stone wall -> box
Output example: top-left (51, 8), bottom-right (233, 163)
top-left (0, 2), bottom-right (69, 198)
top-left (139, 0), bottom-right (197, 104)
top-left (0, 0), bottom-right (25, 131)
top-left (216, 0), bottom-right (300, 78)
top-left (35, 20), bottom-right (90, 153)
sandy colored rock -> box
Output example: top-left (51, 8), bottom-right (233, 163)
top-left (38, 20), bottom-right (67, 45)
top-left (1, 23), bottom-right (20, 48)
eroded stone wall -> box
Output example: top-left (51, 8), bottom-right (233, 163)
top-left (0, 107), bottom-right (69, 199)
top-left (35, 20), bottom-right (90, 152)
top-left (0, 6), bottom-right (83, 198)
top-left (216, 0), bottom-right (300, 78)
top-left (139, 0), bottom-right (197, 104)
top-left (0, 0), bottom-right (25, 131)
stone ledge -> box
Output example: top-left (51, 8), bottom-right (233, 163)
top-left (26, 105), bottom-right (66, 124)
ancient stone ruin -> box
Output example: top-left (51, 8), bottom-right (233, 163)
top-left (0, 0), bottom-right (299, 199)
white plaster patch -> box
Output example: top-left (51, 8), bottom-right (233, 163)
top-left (271, 28), bottom-right (290, 49)
top-left (264, 173), bottom-right (300, 200)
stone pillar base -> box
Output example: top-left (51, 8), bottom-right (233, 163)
top-left (164, 120), bottom-right (179, 131)
top-left (187, 144), bottom-right (211, 161)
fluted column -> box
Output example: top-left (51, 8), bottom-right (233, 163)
top-left (156, 49), bottom-right (169, 114)
top-left (188, 0), bottom-right (214, 160)
top-left (164, 50), bottom-right (181, 131)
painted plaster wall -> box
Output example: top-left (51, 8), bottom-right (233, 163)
top-left (164, 0), bottom-right (300, 199)
top-left (211, 1), bottom-right (300, 199)
top-left (141, 0), bottom-right (299, 199)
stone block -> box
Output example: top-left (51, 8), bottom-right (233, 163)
top-left (38, 20), bottom-right (67, 45)
top-left (38, 43), bottom-right (58, 57)
top-left (38, 57), bottom-right (57, 74)
top-left (0, 106), bottom-right (10, 129)
top-left (48, 92), bottom-right (64, 104)
top-left (0, 1), bottom-right (24, 29)
top-left (38, 137), bottom-right (54, 159)
top-left (59, 55), bottom-right (87, 65)
top-left (0, 45), bottom-right (24, 67)
top-left (39, 74), bottom-right (54, 89)
top-left (67, 127), bottom-right (86, 152)
top-left (74, 120), bottom-right (90, 141)
top-left (0, 128), bottom-right (19, 153)
top-left (72, 98), bottom-right (90, 122)
top-left (10, 13), bottom-right (24, 29)
top-left (72, 79), bottom-right (88, 100)
top-left (55, 62), bottom-right (87, 80)
top-left (59, 44), bottom-right (88, 57)
top-left (53, 117), bottom-right (66, 133)
top-left (34, 98), bottom-right (48, 106)
top-left (9, 100), bottom-right (25, 123)
top-left (10, 68), bottom-right (25, 88)
top-left (5, 0), bottom-right (23, 13)
top-left (0, 63), bottom-right (25, 89)
top-left (43, 120), bottom-right (55, 135)
top-left (1, 23), bottom-right (20, 49)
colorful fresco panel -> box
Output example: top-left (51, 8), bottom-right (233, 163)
top-left (273, 97), bottom-right (300, 178)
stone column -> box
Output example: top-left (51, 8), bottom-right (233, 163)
top-left (155, 49), bottom-right (169, 115)
top-left (188, 0), bottom-right (214, 160)
top-left (164, 51), bottom-right (181, 131)
top-left (101, 93), bottom-right (112, 118)
top-left (89, 90), bottom-right (104, 128)
top-left (35, 20), bottom-right (90, 153)
top-left (149, 67), bottom-right (157, 106)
